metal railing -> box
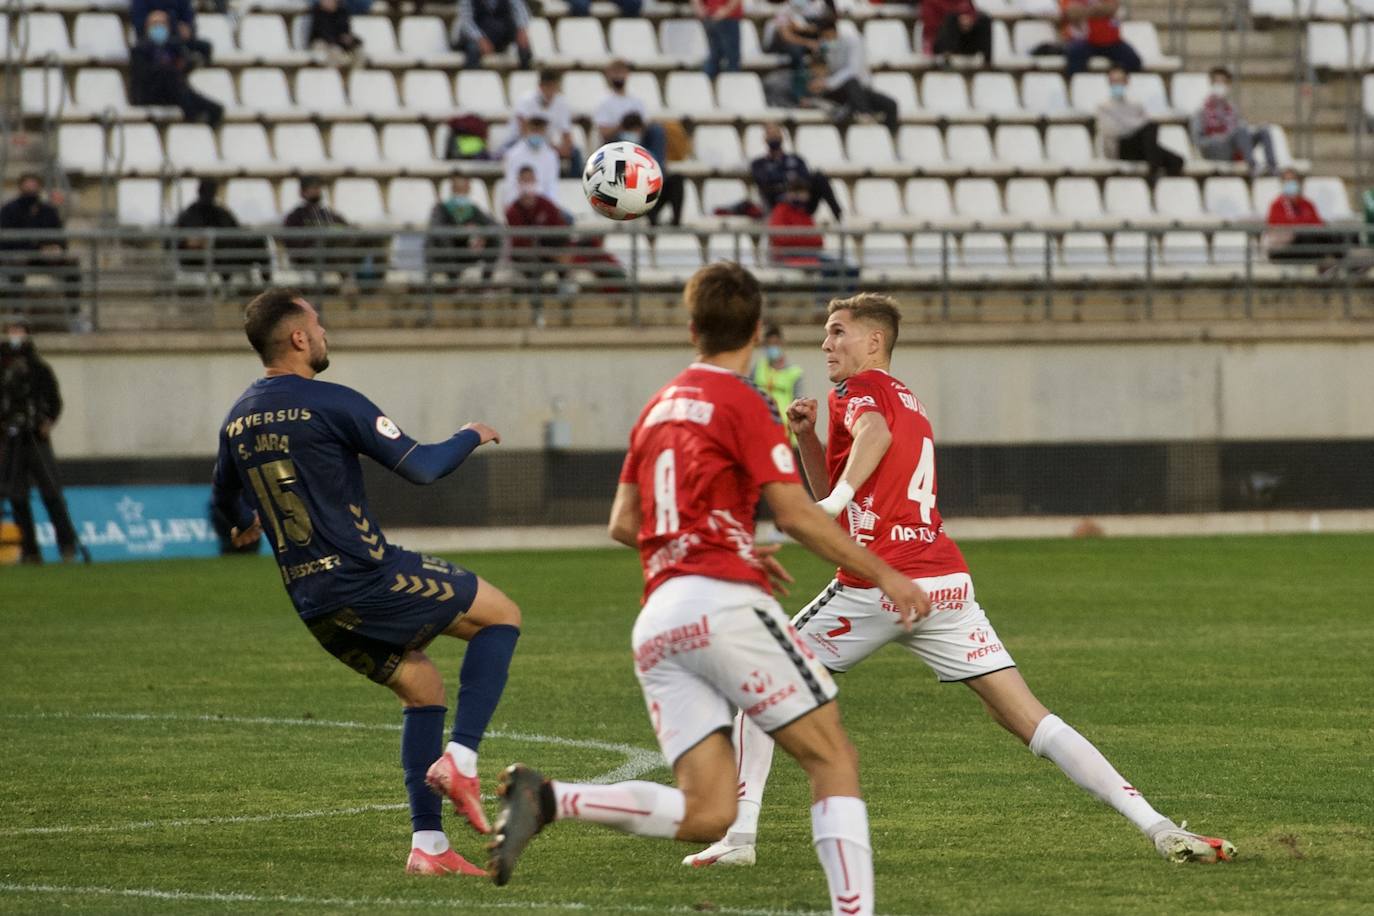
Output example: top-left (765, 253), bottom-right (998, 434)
top-left (1, 223), bottom-right (1370, 332)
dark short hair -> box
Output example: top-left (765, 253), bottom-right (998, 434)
top-left (197, 178), bottom-right (218, 200)
top-left (538, 67), bottom-right (560, 85)
top-left (18, 172), bottom-right (42, 187)
top-left (814, 13), bottom-right (838, 32)
top-left (517, 165), bottom-right (536, 179)
top-left (300, 175), bottom-right (323, 191)
top-left (764, 323), bottom-right (783, 339)
top-left (828, 293), bottom-right (900, 356)
top-left (243, 287), bottom-right (308, 364)
top-left (685, 262), bottom-right (763, 357)
top-left (1210, 66), bottom-right (1231, 80)
top-left (621, 112), bottom-right (645, 131)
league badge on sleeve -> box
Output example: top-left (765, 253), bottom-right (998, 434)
top-left (376, 416), bottom-right (402, 440)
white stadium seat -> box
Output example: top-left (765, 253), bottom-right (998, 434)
top-left (793, 125), bottom-right (847, 171)
top-left (349, 70), bottom-right (401, 117)
top-left (117, 178), bottom-right (164, 227)
top-left (921, 73), bottom-right (970, 115)
top-left (295, 68), bottom-right (349, 116)
top-left (654, 233), bottom-right (705, 271)
top-left (1305, 177), bottom-right (1354, 220)
top-left (73, 68), bottom-right (130, 114)
top-left (455, 71), bottom-right (509, 117)
top-left (22, 14), bottom-right (73, 59)
top-left (660, 19), bottom-right (708, 65)
top-left (1054, 177), bottom-right (1105, 222)
top-left (188, 68), bottom-right (237, 112)
top-left (1212, 230), bottom-right (1251, 265)
top-left (905, 178), bottom-right (955, 223)
top-left (1161, 230), bottom-right (1210, 266)
top-left (1157, 124), bottom-right (1193, 162)
top-left (971, 73), bottom-right (1021, 117)
top-left (864, 19), bottom-right (913, 66)
top-left (115, 123), bottom-right (165, 173)
top-left (1045, 125), bottom-right (1098, 169)
top-left (715, 73), bottom-right (768, 117)
top-left (1010, 231), bottom-right (1051, 268)
top-left (402, 70), bottom-right (456, 115)
top-left (700, 178), bottom-right (748, 216)
top-left (897, 125), bottom-right (948, 170)
top-left (872, 73), bottom-right (919, 114)
top-left (1060, 231), bottom-right (1110, 268)
top-left (994, 125), bottom-right (1046, 168)
top-left (329, 123), bottom-right (382, 168)
top-left (1120, 21), bottom-right (1173, 69)
top-left (562, 71), bottom-right (607, 118)
top-left (196, 14), bottom-right (238, 59)
top-left (991, 21), bottom-right (1017, 64)
top-left (1170, 72), bottom-right (1211, 115)
top-left (861, 232), bottom-right (911, 270)
top-left (707, 233), bottom-right (758, 268)
top-left (58, 123), bottom-right (107, 173)
top-left (333, 178), bottom-right (386, 224)
top-left (1004, 178), bottom-right (1053, 221)
top-left (239, 15), bottom-right (299, 61)
top-left (1069, 73), bottom-right (1109, 113)
top-left (665, 72), bottom-right (716, 116)
top-left (349, 15), bottom-right (400, 59)
top-left (1012, 19), bottom-right (1057, 58)
top-left (240, 68), bottom-right (296, 116)
top-left (1112, 231), bottom-right (1151, 268)
top-left (953, 178), bottom-right (1004, 222)
top-left (166, 124), bottom-right (222, 174)
top-left (1354, 24), bottom-right (1374, 72)
top-left (912, 232), bottom-right (953, 269)
top-left (1203, 177), bottom-right (1256, 220)
top-left (1306, 22), bottom-right (1349, 70)
top-left (220, 123), bottom-right (275, 171)
top-left (845, 124), bottom-right (897, 169)
top-left (556, 18), bottom-right (610, 65)
top-left (226, 178), bottom-right (281, 224)
top-left (272, 123), bottom-right (332, 171)
top-left (692, 126), bottom-right (744, 168)
top-left (21, 68), bottom-right (72, 116)
top-left (741, 123), bottom-right (775, 161)
top-left (739, 21), bottom-right (767, 66)
top-left (961, 232), bottom-right (1009, 269)
top-left (73, 13), bottom-right (128, 62)
top-left (852, 178), bottom-right (906, 224)
top-left (382, 124), bottom-right (442, 170)
top-left (626, 73), bottom-right (665, 115)
top-left (1020, 72), bottom-right (1071, 117)
top-left (1251, 177), bottom-right (1282, 216)
top-left (1154, 177), bottom-right (1205, 222)
top-left (1103, 177), bottom-right (1155, 221)
top-left (944, 125), bottom-right (996, 169)
top-left (1127, 73), bottom-right (1171, 118)
top-left (399, 16), bottom-right (461, 63)
top-left (604, 232), bottom-right (651, 271)
top-left (609, 19), bottom-right (660, 65)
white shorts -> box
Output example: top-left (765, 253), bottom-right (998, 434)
top-left (793, 573), bottom-right (1016, 682)
top-left (632, 575), bottom-right (839, 766)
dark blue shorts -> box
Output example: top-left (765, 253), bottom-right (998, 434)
top-left (305, 552), bottom-right (479, 684)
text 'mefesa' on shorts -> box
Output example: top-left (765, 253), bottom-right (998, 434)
top-left (793, 572), bottom-right (1016, 682)
top-left (632, 575), bottom-right (839, 766)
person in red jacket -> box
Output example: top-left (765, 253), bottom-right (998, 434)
top-left (1061, 0), bottom-right (1140, 76)
top-left (767, 178), bottom-right (858, 295)
top-left (506, 166), bottom-right (572, 324)
top-left (1265, 168), bottom-right (1352, 265)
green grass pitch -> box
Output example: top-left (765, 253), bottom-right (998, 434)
top-left (3, 534), bottom-right (1372, 915)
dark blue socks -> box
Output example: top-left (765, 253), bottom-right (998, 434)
top-left (400, 705), bottom-right (446, 832)
top-left (451, 624), bottom-right (520, 751)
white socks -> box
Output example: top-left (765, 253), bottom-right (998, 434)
top-left (550, 780), bottom-right (686, 839)
top-left (726, 712), bottom-right (777, 844)
top-left (411, 829), bottom-right (450, 854)
top-left (1029, 713), bottom-right (1172, 836)
top-left (812, 797), bottom-right (874, 916)
top-left (445, 741), bottom-right (478, 778)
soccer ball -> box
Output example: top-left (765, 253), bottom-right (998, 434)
top-left (582, 141), bottom-right (664, 221)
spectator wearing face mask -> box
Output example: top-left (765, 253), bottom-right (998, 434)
top-left (129, 9), bottom-right (224, 125)
top-left (750, 122), bottom-right (843, 220)
top-left (933, 1), bottom-right (993, 65)
top-left (1096, 66), bottom-right (1183, 180)
top-left (1190, 67), bottom-right (1277, 175)
top-left (693, 0), bottom-right (744, 79)
top-left (426, 176), bottom-right (499, 284)
top-left (1265, 169), bottom-right (1354, 266)
top-left (766, 176), bottom-right (859, 289)
top-left (752, 324), bottom-right (804, 446)
top-left (306, 0), bottom-right (363, 57)
top-left (131, 0), bottom-right (213, 64)
top-left (594, 60), bottom-right (646, 145)
top-left (0, 173), bottom-right (81, 304)
top-left (617, 113), bottom-right (683, 227)
top-left (1060, 0), bottom-right (1140, 76)
top-left (501, 115), bottom-right (560, 209)
top-left (452, 0), bottom-right (532, 69)
top-left (810, 15), bottom-right (898, 132)
top-left (506, 166), bottom-right (573, 322)
top-left (568, 0), bottom-right (641, 14)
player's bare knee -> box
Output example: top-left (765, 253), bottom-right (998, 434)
top-left (390, 652), bottom-right (445, 707)
top-left (678, 798), bottom-right (737, 842)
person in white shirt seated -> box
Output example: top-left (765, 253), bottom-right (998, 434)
top-left (501, 115), bottom-right (561, 211)
top-left (503, 68), bottom-right (581, 177)
top-left (593, 59), bottom-right (648, 146)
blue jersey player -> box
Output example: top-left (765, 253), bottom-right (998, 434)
top-left (210, 289), bottom-right (522, 877)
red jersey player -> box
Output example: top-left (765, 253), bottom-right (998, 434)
top-left (688, 294), bottom-right (1236, 868)
top-left (488, 266), bottom-right (932, 916)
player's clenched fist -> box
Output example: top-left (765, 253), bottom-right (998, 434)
top-left (462, 422), bottom-right (502, 445)
top-left (876, 573), bottom-right (932, 630)
top-left (786, 398), bottom-right (819, 436)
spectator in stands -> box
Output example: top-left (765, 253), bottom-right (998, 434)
top-left (505, 165), bottom-right (573, 324)
top-left (131, 0), bottom-right (212, 64)
top-left (173, 179), bottom-right (271, 282)
top-left (1190, 67), bottom-right (1278, 175)
top-left (1060, 0), bottom-right (1140, 76)
top-left (761, 0), bottom-right (823, 105)
top-left (811, 15), bottom-right (898, 132)
top-left (569, 0), bottom-right (641, 14)
top-left (618, 113), bottom-right (684, 226)
top-left (1265, 169), bottom-right (1354, 267)
top-left (452, 0), bottom-right (532, 70)
top-left (932, 1), bottom-right (993, 65)
top-left (0, 174), bottom-right (80, 304)
top-left (501, 115), bottom-right (560, 209)
top-left (767, 176), bottom-right (858, 289)
top-left (426, 177), bottom-right (499, 284)
top-left (507, 69), bottom-right (580, 177)
top-left (594, 60), bottom-right (646, 145)
top-left (919, 0), bottom-right (961, 55)
top-left (693, 0), bottom-right (743, 78)
top-left (306, 0), bottom-right (362, 59)
top-left (282, 176), bottom-right (386, 287)
top-left (752, 324), bottom-right (804, 445)
top-left (130, 10), bottom-right (224, 126)
top-left (1096, 66), bottom-right (1182, 180)
top-left (1, 317), bottom-right (84, 565)
top-left (750, 122), bottom-right (843, 220)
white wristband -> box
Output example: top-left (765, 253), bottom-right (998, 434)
top-left (816, 480), bottom-right (855, 518)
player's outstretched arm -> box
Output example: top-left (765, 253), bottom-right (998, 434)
top-left (607, 483), bottom-right (640, 548)
top-left (390, 423), bottom-right (500, 485)
top-left (764, 481), bottom-right (931, 628)
top-left (786, 398), bottom-right (829, 497)
top-left (817, 412), bottom-right (892, 517)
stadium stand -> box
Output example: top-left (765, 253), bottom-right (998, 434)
top-left (1, 0), bottom-right (1371, 330)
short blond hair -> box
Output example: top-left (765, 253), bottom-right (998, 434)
top-left (828, 293), bottom-right (900, 355)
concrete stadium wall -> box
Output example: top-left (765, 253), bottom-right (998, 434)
top-left (40, 321), bottom-right (1374, 459)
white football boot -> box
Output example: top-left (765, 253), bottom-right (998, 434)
top-left (1152, 822), bottom-right (1236, 864)
top-left (682, 839), bottom-right (757, 867)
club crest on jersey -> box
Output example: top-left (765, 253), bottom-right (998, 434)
top-left (771, 443), bottom-right (795, 474)
top-left (843, 395), bottom-right (877, 431)
top-left (375, 416), bottom-right (401, 440)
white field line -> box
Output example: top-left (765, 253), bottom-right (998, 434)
top-left (0, 711), bottom-right (664, 838)
top-left (0, 883), bottom-right (845, 916)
